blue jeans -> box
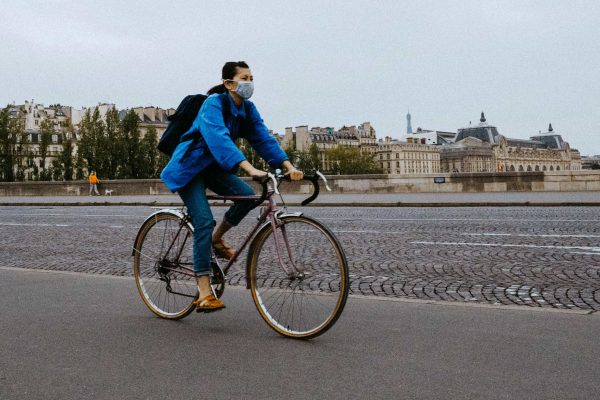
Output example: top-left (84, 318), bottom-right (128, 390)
top-left (178, 165), bottom-right (256, 276)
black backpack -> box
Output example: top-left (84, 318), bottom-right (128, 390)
top-left (158, 94), bottom-right (212, 157)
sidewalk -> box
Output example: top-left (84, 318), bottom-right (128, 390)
top-left (1, 191), bottom-right (599, 206)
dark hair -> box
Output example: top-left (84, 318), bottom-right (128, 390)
top-left (207, 61), bottom-right (250, 95)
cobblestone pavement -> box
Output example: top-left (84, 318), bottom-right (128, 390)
top-left (1, 205), bottom-right (599, 310)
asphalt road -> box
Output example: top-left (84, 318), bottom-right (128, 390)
top-left (1, 205), bottom-right (599, 309)
top-left (1, 267), bottom-right (599, 400)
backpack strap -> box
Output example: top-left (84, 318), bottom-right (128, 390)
top-left (178, 94), bottom-right (235, 162)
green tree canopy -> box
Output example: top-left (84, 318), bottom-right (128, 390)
top-left (325, 147), bottom-right (382, 175)
top-left (139, 126), bottom-right (160, 178)
top-left (38, 118), bottom-right (54, 180)
top-left (296, 143), bottom-right (321, 172)
top-left (119, 109), bottom-right (144, 179)
top-left (0, 107), bottom-right (17, 182)
top-left (77, 108), bottom-right (105, 174)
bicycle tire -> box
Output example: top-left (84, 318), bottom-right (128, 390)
top-left (133, 212), bottom-right (197, 319)
top-left (248, 215), bottom-right (349, 339)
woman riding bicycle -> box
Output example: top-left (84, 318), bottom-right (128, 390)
top-left (161, 61), bottom-right (303, 312)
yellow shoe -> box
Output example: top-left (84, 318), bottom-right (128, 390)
top-left (193, 294), bottom-right (226, 313)
top-left (212, 238), bottom-right (235, 260)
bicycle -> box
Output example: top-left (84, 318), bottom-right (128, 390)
top-left (132, 171), bottom-right (349, 339)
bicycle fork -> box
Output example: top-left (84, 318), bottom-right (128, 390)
top-left (269, 215), bottom-right (306, 280)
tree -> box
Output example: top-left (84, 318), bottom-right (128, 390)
top-left (157, 152), bottom-right (169, 175)
top-left (0, 107), bottom-right (17, 182)
top-left (101, 107), bottom-right (123, 179)
top-left (51, 159), bottom-right (63, 181)
top-left (60, 132), bottom-right (74, 181)
top-left (119, 109), bottom-right (143, 179)
top-left (296, 143), bottom-right (321, 172)
top-left (26, 147), bottom-right (38, 181)
top-left (38, 119), bottom-right (54, 181)
top-left (75, 148), bottom-right (85, 180)
top-left (78, 108), bottom-right (104, 175)
top-left (139, 126), bottom-right (160, 178)
top-left (325, 147), bottom-right (382, 175)
top-left (15, 129), bottom-right (29, 181)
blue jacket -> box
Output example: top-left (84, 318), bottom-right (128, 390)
top-left (160, 93), bottom-right (288, 192)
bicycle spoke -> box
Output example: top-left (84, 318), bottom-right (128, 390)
top-left (250, 216), bottom-right (348, 338)
top-left (134, 213), bottom-right (197, 319)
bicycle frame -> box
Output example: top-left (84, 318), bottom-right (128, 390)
top-left (134, 172), bottom-right (329, 286)
top-left (206, 190), bottom-right (302, 279)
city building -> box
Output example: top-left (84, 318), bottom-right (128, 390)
top-left (4, 99), bottom-right (586, 180)
top-left (122, 106), bottom-right (174, 138)
top-left (582, 155), bottom-right (600, 169)
top-left (404, 127), bottom-right (456, 145)
top-left (377, 136), bottom-right (440, 174)
top-left (439, 113), bottom-right (581, 173)
top-left (282, 122), bottom-right (377, 172)
top-left (5, 100), bottom-right (175, 180)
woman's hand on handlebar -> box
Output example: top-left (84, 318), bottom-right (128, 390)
top-left (282, 160), bottom-right (304, 181)
top-left (239, 160), bottom-right (267, 178)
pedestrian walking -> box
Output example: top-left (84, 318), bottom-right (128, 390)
top-left (88, 171), bottom-right (100, 196)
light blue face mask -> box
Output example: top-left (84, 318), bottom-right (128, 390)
top-left (234, 81), bottom-right (254, 100)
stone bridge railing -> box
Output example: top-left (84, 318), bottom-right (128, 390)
top-left (1, 171), bottom-right (599, 196)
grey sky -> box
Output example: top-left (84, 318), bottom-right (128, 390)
top-left (1, 0), bottom-right (599, 154)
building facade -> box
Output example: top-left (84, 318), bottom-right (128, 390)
top-left (377, 137), bottom-right (441, 174)
top-left (438, 113), bottom-right (581, 173)
top-left (282, 122), bottom-right (378, 172)
top-left (5, 100), bottom-right (175, 180)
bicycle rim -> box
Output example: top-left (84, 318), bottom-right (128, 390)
top-left (249, 215), bottom-right (349, 339)
top-left (133, 213), bottom-right (197, 319)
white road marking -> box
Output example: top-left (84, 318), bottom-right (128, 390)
top-left (461, 233), bottom-right (512, 236)
top-left (0, 213), bottom-right (144, 218)
top-left (411, 240), bottom-right (600, 253)
top-left (461, 233), bottom-right (600, 238)
top-left (0, 222), bottom-right (130, 229)
top-left (319, 217), bottom-right (600, 223)
top-left (0, 222), bottom-right (71, 227)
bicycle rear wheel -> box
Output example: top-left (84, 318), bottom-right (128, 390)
top-left (248, 215), bottom-right (349, 339)
top-left (133, 212), bottom-right (197, 319)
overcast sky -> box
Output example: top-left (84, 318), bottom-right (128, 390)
top-left (1, 0), bottom-right (599, 154)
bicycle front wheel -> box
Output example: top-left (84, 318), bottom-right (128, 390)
top-left (248, 215), bottom-right (349, 339)
top-left (133, 212), bottom-right (197, 319)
